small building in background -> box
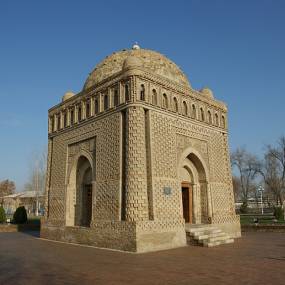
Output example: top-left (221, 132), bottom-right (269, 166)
top-left (0, 191), bottom-right (44, 216)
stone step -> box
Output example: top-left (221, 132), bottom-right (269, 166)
top-left (204, 239), bottom-right (234, 247)
top-left (188, 227), bottom-right (217, 234)
top-left (207, 234), bottom-right (231, 243)
top-left (195, 234), bottom-right (209, 241)
top-left (186, 225), bottom-right (235, 248)
top-left (191, 228), bottom-right (222, 237)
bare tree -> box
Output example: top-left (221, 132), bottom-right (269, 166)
top-left (27, 148), bottom-right (47, 194)
top-left (0, 179), bottom-right (16, 197)
top-left (232, 176), bottom-right (242, 201)
top-left (25, 147), bottom-right (47, 215)
top-left (231, 147), bottom-right (260, 206)
top-left (0, 179), bottom-right (16, 205)
top-left (259, 136), bottom-right (285, 206)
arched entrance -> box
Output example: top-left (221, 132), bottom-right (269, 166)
top-left (178, 151), bottom-right (210, 224)
top-left (66, 154), bottom-right (93, 227)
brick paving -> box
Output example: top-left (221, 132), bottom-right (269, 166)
top-left (0, 231), bottom-right (284, 285)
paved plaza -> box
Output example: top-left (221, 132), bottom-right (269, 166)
top-left (0, 231), bottom-right (284, 285)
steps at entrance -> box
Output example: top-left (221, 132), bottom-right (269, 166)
top-left (186, 225), bottom-right (234, 247)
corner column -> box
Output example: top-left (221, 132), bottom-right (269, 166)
top-left (125, 106), bottom-right (149, 222)
top-left (207, 183), bottom-right (213, 222)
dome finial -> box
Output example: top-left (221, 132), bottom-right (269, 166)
top-left (132, 42), bottom-right (140, 50)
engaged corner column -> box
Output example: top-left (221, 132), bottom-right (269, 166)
top-left (192, 184), bottom-right (197, 224)
top-left (124, 106), bottom-right (149, 222)
top-left (91, 181), bottom-right (96, 226)
top-left (206, 183), bottom-right (213, 222)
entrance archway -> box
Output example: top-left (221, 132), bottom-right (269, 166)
top-left (66, 154), bottom-right (93, 227)
top-left (75, 156), bottom-right (93, 227)
top-left (178, 150), bottom-right (210, 224)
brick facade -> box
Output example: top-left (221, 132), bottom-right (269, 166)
top-left (41, 46), bottom-right (240, 252)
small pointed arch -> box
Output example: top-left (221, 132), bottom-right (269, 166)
top-left (207, 110), bottom-right (212, 124)
top-left (200, 107), bottom-right (205, 121)
top-left (86, 99), bottom-right (90, 118)
top-left (214, 113), bottom-right (219, 126)
top-left (221, 115), bottom-right (226, 128)
top-left (114, 88), bottom-right (119, 106)
top-left (50, 116), bottom-right (55, 132)
top-left (78, 105), bottom-right (82, 122)
top-left (56, 113), bottom-right (61, 130)
top-left (104, 94), bottom-right (108, 110)
top-left (162, 93), bottom-right (168, 109)
top-left (191, 104), bottom-right (197, 119)
top-left (70, 107), bottom-right (74, 125)
top-left (182, 101), bottom-right (188, 116)
top-left (125, 83), bottom-right (130, 101)
top-left (140, 84), bottom-right (145, 101)
top-left (94, 97), bottom-right (99, 114)
top-left (152, 89), bottom-right (157, 105)
top-left (63, 111), bottom-right (67, 127)
top-left (173, 97), bottom-right (178, 112)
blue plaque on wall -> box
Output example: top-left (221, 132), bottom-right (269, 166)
top-left (163, 187), bottom-right (172, 195)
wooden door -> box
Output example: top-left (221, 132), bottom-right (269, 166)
top-left (182, 187), bottom-right (189, 223)
top-left (182, 182), bottom-right (193, 224)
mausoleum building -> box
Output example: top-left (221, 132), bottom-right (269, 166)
top-left (41, 45), bottom-right (241, 252)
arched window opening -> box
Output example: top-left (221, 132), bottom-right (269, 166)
top-left (173, 97), bottom-right (178, 112)
top-left (221, 115), bottom-right (226, 128)
top-left (86, 100), bottom-right (90, 118)
top-left (152, 89), bottom-right (157, 105)
top-left (114, 89), bottom-right (119, 106)
top-left (162, 93), bottom-right (168, 109)
top-left (207, 110), bottom-right (212, 124)
top-left (200, 108), bottom-right (205, 121)
top-left (182, 101), bottom-right (188, 116)
top-left (140, 84), bottom-right (145, 101)
top-left (94, 98), bottom-right (99, 114)
top-left (50, 117), bottom-right (54, 132)
top-left (191, 104), bottom-right (196, 119)
top-left (78, 106), bottom-right (82, 122)
top-left (70, 108), bottom-right (74, 125)
top-left (125, 84), bottom-right (130, 101)
top-left (215, 113), bottom-right (219, 126)
top-left (104, 94), bottom-right (108, 110)
top-left (64, 112), bottom-right (67, 128)
top-left (57, 114), bottom-right (61, 130)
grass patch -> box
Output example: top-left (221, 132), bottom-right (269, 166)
top-left (240, 215), bottom-right (285, 225)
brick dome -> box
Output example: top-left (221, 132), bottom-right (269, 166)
top-left (83, 48), bottom-right (191, 90)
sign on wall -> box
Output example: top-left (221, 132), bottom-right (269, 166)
top-left (163, 187), bottom-right (172, 196)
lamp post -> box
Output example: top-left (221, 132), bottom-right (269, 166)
top-left (258, 186), bottom-right (264, 215)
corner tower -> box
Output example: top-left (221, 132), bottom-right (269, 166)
top-left (41, 45), bottom-right (240, 252)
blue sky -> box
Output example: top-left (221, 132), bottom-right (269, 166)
top-left (0, 0), bottom-right (284, 191)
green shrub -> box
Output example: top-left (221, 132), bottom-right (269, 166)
top-left (240, 202), bottom-right (248, 214)
top-left (13, 206), bottom-right (27, 224)
top-left (0, 206), bottom-right (6, 223)
top-left (274, 206), bottom-right (284, 220)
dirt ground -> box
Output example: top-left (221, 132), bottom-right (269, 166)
top-left (0, 231), bottom-right (284, 285)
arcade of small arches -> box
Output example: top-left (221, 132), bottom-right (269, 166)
top-left (49, 80), bottom-right (226, 134)
top-left (146, 86), bottom-right (225, 128)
